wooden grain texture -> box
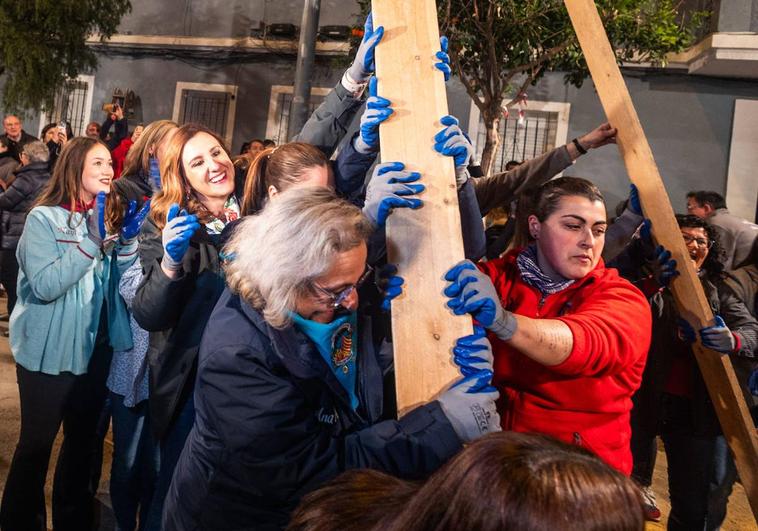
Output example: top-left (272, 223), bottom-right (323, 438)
top-left (372, 0), bottom-right (472, 415)
top-left (564, 0), bottom-right (758, 519)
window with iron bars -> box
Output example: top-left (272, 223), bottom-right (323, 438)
top-left (475, 109), bottom-right (560, 174)
top-left (45, 79), bottom-right (92, 137)
top-left (178, 89), bottom-right (233, 140)
top-left (271, 92), bottom-right (327, 144)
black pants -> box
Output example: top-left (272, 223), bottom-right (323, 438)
top-left (0, 248), bottom-right (19, 315)
top-left (0, 342), bottom-right (112, 531)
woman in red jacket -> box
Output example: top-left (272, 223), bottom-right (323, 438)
top-left (444, 176), bottom-right (652, 475)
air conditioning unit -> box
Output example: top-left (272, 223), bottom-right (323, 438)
top-left (318, 25), bottom-right (351, 41)
top-left (266, 23), bottom-right (297, 39)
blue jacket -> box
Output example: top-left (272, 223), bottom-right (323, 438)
top-left (164, 288), bottom-right (462, 530)
top-left (11, 205), bottom-right (136, 375)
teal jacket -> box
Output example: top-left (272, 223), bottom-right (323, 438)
top-left (11, 205), bottom-right (137, 375)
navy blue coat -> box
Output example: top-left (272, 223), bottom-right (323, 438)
top-left (164, 288), bottom-right (462, 530)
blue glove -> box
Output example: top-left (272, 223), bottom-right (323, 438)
top-left (749, 368), bottom-right (758, 396)
top-left (355, 77), bottom-right (393, 153)
top-left (438, 368), bottom-right (500, 443)
top-left (435, 36), bottom-right (451, 82)
top-left (650, 245), bottom-right (679, 287)
top-left (161, 203), bottom-right (200, 271)
top-left (700, 315), bottom-right (736, 353)
top-left (677, 318), bottom-right (697, 344)
top-left (629, 183), bottom-right (642, 215)
top-left (121, 199), bottom-right (151, 242)
top-left (434, 115), bottom-right (473, 186)
top-left (444, 260), bottom-right (517, 341)
top-left (86, 191), bottom-right (107, 247)
top-left (453, 326), bottom-right (494, 376)
top-left (376, 264), bottom-right (403, 311)
top-left (149, 156), bottom-right (161, 190)
top-left (362, 162), bottom-right (424, 227)
top-left (347, 13), bottom-right (384, 83)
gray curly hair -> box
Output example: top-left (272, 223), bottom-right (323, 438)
top-left (224, 186), bottom-right (374, 328)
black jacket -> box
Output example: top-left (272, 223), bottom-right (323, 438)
top-left (132, 171), bottom-right (246, 440)
top-left (163, 289), bottom-right (462, 531)
top-left (113, 169), bottom-right (153, 210)
top-left (631, 275), bottom-right (758, 436)
top-left (0, 161), bottom-right (50, 250)
top-left (1, 131), bottom-right (37, 163)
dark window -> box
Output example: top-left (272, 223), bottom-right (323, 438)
top-left (476, 109), bottom-right (559, 174)
top-left (50, 79), bottom-right (90, 136)
top-left (178, 89), bottom-right (233, 140)
top-left (275, 92), bottom-right (327, 143)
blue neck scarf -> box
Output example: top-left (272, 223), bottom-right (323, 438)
top-left (292, 312), bottom-right (359, 410)
top-left (148, 157), bottom-right (161, 191)
top-left (516, 245), bottom-right (575, 295)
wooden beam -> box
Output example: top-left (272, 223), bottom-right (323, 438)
top-left (372, 0), bottom-right (471, 415)
top-left (564, 0), bottom-right (758, 518)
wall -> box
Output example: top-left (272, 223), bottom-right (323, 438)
top-left (447, 70), bottom-right (758, 215)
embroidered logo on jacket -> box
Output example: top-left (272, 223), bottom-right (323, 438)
top-left (330, 321), bottom-right (354, 371)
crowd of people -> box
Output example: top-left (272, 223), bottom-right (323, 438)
top-left (0, 13), bottom-right (756, 531)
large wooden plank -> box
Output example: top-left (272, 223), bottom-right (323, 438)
top-left (565, 0), bottom-right (758, 518)
top-left (372, 0), bottom-right (471, 415)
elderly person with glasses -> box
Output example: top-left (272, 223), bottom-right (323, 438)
top-left (163, 187), bottom-right (500, 531)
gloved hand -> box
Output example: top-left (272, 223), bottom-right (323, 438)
top-left (628, 183), bottom-right (642, 216)
top-left (376, 264), bottom-right (403, 311)
top-left (149, 157), bottom-right (161, 190)
top-left (347, 13), bottom-right (384, 84)
top-left (161, 203), bottom-right (200, 272)
top-left (121, 199), bottom-right (151, 242)
top-left (453, 326), bottom-right (493, 376)
top-left (434, 115), bottom-right (473, 187)
top-left (444, 260), bottom-right (517, 341)
top-left (676, 318), bottom-right (697, 344)
top-left (355, 77), bottom-right (393, 154)
top-left (362, 162), bottom-right (424, 227)
top-left (649, 245), bottom-right (679, 287)
top-left (700, 315), bottom-right (737, 353)
top-left (435, 36), bottom-right (451, 82)
top-left (749, 368), bottom-right (758, 397)
top-left (677, 315), bottom-right (737, 354)
top-left (86, 191), bottom-right (107, 247)
top-left (438, 368), bottom-right (500, 443)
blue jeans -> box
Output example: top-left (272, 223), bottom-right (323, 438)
top-left (145, 393), bottom-right (195, 531)
top-left (110, 392), bottom-right (160, 531)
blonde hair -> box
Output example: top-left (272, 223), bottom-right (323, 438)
top-left (121, 119), bottom-right (177, 178)
top-left (150, 123), bottom-right (233, 229)
top-left (224, 187), bottom-right (374, 328)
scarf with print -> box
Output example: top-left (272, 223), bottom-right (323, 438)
top-left (204, 195), bottom-right (240, 235)
top-left (516, 244), bottom-right (575, 295)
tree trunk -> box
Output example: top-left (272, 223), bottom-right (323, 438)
top-left (480, 112), bottom-right (501, 176)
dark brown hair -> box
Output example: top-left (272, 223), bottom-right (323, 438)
top-left (288, 432), bottom-right (645, 531)
top-left (34, 136), bottom-right (121, 231)
top-left (513, 176), bottom-right (605, 248)
top-left (241, 142), bottom-right (329, 215)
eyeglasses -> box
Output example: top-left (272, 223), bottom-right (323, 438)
top-left (312, 263), bottom-right (373, 308)
top-left (682, 234), bottom-right (712, 248)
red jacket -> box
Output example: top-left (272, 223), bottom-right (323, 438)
top-left (111, 138), bottom-right (133, 179)
top-left (479, 250), bottom-right (652, 474)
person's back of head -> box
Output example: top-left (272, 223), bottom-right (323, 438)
top-left (21, 140), bottom-right (50, 166)
top-left (289, 432), bottom-right (645, 531)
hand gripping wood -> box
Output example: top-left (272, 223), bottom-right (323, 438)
top-left (372, 0), bottom-right (472, 415)
top-left (565, 0), bottom-right (758, 518)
